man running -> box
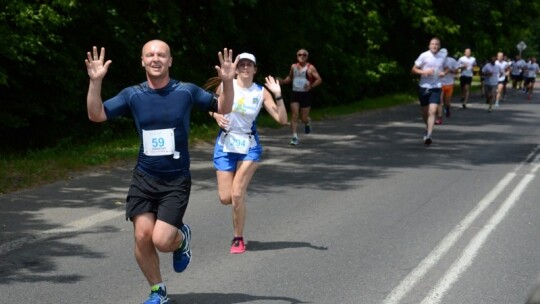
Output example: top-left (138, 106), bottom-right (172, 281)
top-left (511, 54), bottom-right (526, 92)
top-left (411, 38), bottom-right (448, 145)
top-left (279, 49), bottom-right (322, 146)
top-left (524, 57), bottom-right (540, 100)
top-left (458, 48), bottom-right (476, 109)
top-left (85, 40), bottom-right (237, 304)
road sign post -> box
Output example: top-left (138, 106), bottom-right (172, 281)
top-left (517, 41), bottom-right (527, 56)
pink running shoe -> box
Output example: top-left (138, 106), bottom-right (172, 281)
top-left (230, 238), bottom-right (246, 254)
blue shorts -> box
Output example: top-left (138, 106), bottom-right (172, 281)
top-left (213, 132), bottom-right (262, 171)
top-left (418, 87), bottom-right (442, 107)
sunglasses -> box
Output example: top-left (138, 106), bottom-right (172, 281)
top-left (297, 53), bottom-right (307, 57)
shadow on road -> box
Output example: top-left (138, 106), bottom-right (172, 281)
top-left (246, 240), bottom-right (328, 252)
top-left (169, 292), bottom-right (309, 304)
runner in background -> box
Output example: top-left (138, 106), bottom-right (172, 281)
top-left (481, 55), bottom-right (501, 112)
top-left (436, 54), bottom-right (459, 125)
top-left (458, 48), bottom-right (477, 109)
top-left (524, 57), bottom-right (540, 100)
top-left (411, 38), bottom-right (448, 145)
top-left (278, 49), bottom-right (322, 146)
top-left (510, 54), bottom-right (526, 93)
top-left (494, 52), bottom-right (511, 107)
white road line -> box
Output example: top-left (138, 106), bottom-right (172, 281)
top-left (0, 208), bottom-right (123, 255)
top-left (421, 170), bottom-right (537, 304)
top-left (384, 145), bottom-right (540, 304)
top-left (382, 173), bottom-right (516, 304)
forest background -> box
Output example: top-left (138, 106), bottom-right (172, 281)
top-left (2, 0), bottom-right (540, 154)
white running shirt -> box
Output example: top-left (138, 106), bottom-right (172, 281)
top-left (495, 60), bottom-right (510, 81)
top-left (222, 80), bottom-right (265, 134)
top-left (458, 56), bottom-right (476, 77)
top-left (414, 50), bottom-right (446, 89)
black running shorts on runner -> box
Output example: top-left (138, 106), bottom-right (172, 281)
top-left (125, 169), bottom-right (191, 228)
top-left (291, 91), bottom-right (313, 108)
top-left (460, 76), bottom-right (473, 86)
top-left (511, 74), bottom-right (524, 82)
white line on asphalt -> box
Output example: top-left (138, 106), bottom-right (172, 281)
top-left (0, 208), bottom-right (124, 255)
top-left (383, 145), bottom-right (540, 304)
top-left (420, 170), bottom-right (537, 304)
top-left (382, 173), bottom-right (515, 304)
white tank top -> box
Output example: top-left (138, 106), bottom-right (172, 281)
top-left (292, 64), bottom-right (310, 92)
top-left (223, 80), bottom-right (264, 134)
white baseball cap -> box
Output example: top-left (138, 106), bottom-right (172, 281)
top-left (238, 52), bottom-right (256, 64)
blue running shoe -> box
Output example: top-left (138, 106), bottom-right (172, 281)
top-left (144, 286), bottom-right (169, 304)
top-left (305, 118), bottom-right (312, 134)
top-left (173, 224), bottom-right (192, 273)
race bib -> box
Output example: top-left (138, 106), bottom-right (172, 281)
top-left (223, 132), bottom-right (252, 154)
top-left (142, 128), bottom-right (175, 156)
top-left (293, 78), bottom-right (309, 91)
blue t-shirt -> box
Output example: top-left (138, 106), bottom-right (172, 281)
top-left (103, 79), bottom-right (215, 180)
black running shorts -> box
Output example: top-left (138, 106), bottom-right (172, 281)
top-left (291, 91), bottom-right (313, 108)
top-left (125, 169), bottom-right (191, 228)
top-left (460, 76), bottom-right (473, 86)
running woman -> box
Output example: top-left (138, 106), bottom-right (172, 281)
top-left (208, 53), bottom-right (287, 254)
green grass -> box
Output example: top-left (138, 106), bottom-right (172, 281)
top-left (0, 92), bottom-right (416, 195)
top-left (0, 135), bottom-right (140, 194)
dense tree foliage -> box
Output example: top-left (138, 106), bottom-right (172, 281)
top-left (1, 0), bottom-right (539, 152)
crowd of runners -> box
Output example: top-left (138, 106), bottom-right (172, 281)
top-left (84, 36), bottom-right (538, 303)
top-left (412, 37), bottom-right (540, 146)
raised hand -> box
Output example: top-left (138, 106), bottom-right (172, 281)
top-left (85, 46), bottom-right (112, 80)
top-left (264, 75), bottom-right (282, 96)
top-left (215, 48), bottom-right (238, 81)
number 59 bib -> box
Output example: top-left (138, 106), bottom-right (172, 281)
top-left (142, 128), bottom-right (175, 156)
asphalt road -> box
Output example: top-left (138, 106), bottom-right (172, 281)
top-left (2, 87), bottom-right (540, 304)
